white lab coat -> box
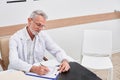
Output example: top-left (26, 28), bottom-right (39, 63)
top-left (8, 27), bottom-right (71, 72)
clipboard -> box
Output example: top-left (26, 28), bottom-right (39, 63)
top-left (26, 73), bottom-right (59, 80)
top-left (26, 66), bottom-right (59, 80)
top-left (26, 59), bottom-right (60, 80)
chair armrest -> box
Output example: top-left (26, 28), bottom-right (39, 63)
top-left (0, 59), bottom-right (6, 70)
top-left (0, 59), bottom-right (3, 65)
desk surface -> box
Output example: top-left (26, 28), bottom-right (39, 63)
top-left (0, 62), bottom-right (101, 80)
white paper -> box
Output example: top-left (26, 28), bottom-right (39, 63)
top-left (26, 59), bottom-right (60, 79)
top-left (26, 66), bottom-right (59, 79)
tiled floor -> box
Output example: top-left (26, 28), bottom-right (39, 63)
top-left (91, 53), bottom-right (120, 80)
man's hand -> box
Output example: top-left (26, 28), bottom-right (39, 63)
top-left (30, 65), bottom-right (50, 75)
top-left (58, 59), bottom-right (70, 73)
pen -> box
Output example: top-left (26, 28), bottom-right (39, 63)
top-left (39, 63), bottom-right (50, 72)
top-left (40, 63), bottom-right (47, 67)
top-left (40, 63), bottom-right (44, 66)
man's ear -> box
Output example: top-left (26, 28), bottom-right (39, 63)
top-left (27, 18), bottom-right (32, 27)
top-left (28, 18), bottom-right (32, 23)
top-left (27, 18), bottom-right (32, 26)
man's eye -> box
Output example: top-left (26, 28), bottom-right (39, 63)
top-left (36, 23), bottom-right (42, 26)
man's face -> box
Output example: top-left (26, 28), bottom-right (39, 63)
top-left (28, 15), bottom-right (46, 35)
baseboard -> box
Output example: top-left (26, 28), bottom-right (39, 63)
top-left (112, 49), bottom-right (120, 54)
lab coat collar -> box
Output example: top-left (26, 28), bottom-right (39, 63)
top-left (20, 27), bottom-right (31, 41)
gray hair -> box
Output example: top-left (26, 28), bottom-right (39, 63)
top-left (29, 10), bottom-right (48, 19)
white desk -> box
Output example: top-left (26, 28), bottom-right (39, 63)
top-left (0, 70), bottom-right (48, 80)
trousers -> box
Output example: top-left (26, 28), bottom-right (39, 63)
top-left (57, 62), bottom-right (102, 80)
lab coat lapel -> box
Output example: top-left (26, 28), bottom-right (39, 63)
top-left (20, 36), bottom-right (28, 62)
top-left (23, 41), bottom-right (28, 61)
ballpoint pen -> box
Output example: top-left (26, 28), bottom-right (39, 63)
top-left (40, 63), bottom-right (44, 66)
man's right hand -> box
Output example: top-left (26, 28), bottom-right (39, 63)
top-left (30, 65), bottom-right (50, 75)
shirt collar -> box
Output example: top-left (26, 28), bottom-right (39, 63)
top-left (24, 27), bottom-right (31, 41)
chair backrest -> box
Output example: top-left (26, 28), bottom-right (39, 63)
top-left (0, 36), bottom-right (10, 70)
top-left (82, 30), bottom-right (112, 57)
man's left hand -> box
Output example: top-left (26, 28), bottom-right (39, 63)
top-left (58, 59), bottom-right (70, 73)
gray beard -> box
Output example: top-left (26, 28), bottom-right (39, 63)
top-left (29, 27), bottom-right (39, 36)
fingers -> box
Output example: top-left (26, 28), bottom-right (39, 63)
top-left (38, 66), bottom-right (50, 75)
top-left (59, 64), bottom-right (67, 73)
top-left (30, 65), bottom-right (50, 75)
top-left (39, 68), bottom-right (47, 75)
top-left (41, 65), bottom-right (49, 72)
top-left (58, 61), bottom-right (70, 73)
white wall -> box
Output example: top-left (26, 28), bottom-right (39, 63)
top-left (0, 0), bottom-right (120, 62)
top-left (46, 19), bottom-right (120, 62)
top-left (0, 0), bottom-right (119, 26)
